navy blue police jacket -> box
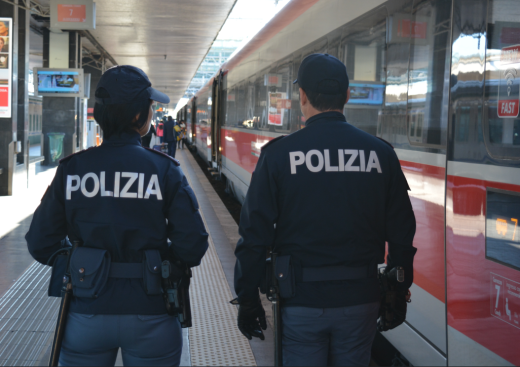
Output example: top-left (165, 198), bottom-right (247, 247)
top-left (163, 120), bottom-right (177, 142)
top-left (234, 111), bottom-right (417, 308)
top-left (26, 131), bottom-right (209, 315)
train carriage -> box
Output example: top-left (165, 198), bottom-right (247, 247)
top-left (180, 0), bottom-right (520, 365)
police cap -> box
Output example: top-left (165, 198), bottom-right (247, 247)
top-left (95, 65), bottom-right (170, 105)
top-left (293, 53), bottom-right (349, 95)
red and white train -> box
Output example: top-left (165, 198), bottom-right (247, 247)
top-left (178, 0), bottom-right (520, 365)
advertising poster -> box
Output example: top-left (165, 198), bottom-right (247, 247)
top-left (268, 92), bottom-right (287, 126)
top-left (0, 18), bottom-right (12, 118)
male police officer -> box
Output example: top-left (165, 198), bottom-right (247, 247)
top-left (234, 54), bottom-right (416, 366)
top-left (26, 65), bottom-right (208, 365)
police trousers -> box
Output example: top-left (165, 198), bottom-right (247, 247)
top-left (59, 312), bottom-right (182, 366)
top-left (282, 302), bottom-right (379, 366)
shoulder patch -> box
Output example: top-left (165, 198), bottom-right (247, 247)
top-left (59, 146), bottom-right (97, 164)
top-left (261, 135), bottom-right (286, 151)
top-left (144, 147), bottom-right (180, 166)
top-left (376, 137), bottom-right (394, 149)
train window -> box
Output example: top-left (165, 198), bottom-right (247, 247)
top-left (271, 62), bottom-right (293, 133)
top-left (235, 82), bottom-right (247, 127)
top-left (291, 56), bottom-right (303, 130)
top-left (380, 1), bottom-right (413, 146)
top-left (483, 0), bottom-right (520, 160)
top-left (226, 86), bottom-right (237, 126)
top-left (486, 188), bottom-right (520, 271)
top-left (342, 8), bottom-right (387, 136)
top-left (405, 0), bottom-right (451, 148)
top-left (455, 106), bottom-right (471, 142)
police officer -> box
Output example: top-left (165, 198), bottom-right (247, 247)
top-left (25, 65), bottom-right (209, 366)
top-left (163, 116), bottom-right (177, 158)
top-left (234, 54), bottom-right (416, 366)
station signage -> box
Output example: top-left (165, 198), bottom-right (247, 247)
top-left (388, 13), bottom-right (430, 45)
top-left (50, 0), bottom-right (96, 30)
top-left (498, 45), bottom-right (520, 118)
top-left (264, 74), bottom-right (283, 88)
top-left (57, 4), bottom-right (86, 23)
top-left (0, 18), bottom-right (12, 118)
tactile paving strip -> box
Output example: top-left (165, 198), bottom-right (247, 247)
top-left (189, 236), bottom-right (256, 366)
top-left (0, 262), bottom-right (59, 366)
top-left (180, 155), bottom-right (256, 366)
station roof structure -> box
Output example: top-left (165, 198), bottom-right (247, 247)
top-left (91, 0), bottom-right (237, 104)
top-left (28, 0), bottom-right (238, 104)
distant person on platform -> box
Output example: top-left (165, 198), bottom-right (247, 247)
top-left (164, 116), bottom-right (178, 158)
top-left (141, 122), bottom-right (156, 148)
top-left (180, 120), bottom-right (187, 149)
top-left (156, 118), bottom-right (164, 143)
top-left (176, 121), bottom-right (185, 150)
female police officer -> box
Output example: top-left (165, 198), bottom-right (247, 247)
top-left (25, 65), bottom-right (209, 366)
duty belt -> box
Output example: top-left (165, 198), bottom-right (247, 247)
top-left (108, 263), bottom-right (144, 278)
top-left (301, 264), bottom-right (377, 282)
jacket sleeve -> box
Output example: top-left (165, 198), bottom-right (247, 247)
top-left (385, 151), bottom-right (417, 291)
top-left (234, 150), bottom-right (278, 302)
top-left (165, 168), bottom-right (209, 267)
top-left (25, 165), bottom-right (68, 265)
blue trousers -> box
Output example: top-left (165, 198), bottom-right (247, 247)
top-left (167, 141), bottom-right (177, 158)
top-left (282, 302), bottom-right (379, 366)
top-left (59, 313), bottom-right (182, 366)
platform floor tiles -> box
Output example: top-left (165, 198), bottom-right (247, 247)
top-left (0, 263), bottom-right (59, 366)
top-left (0, 150), bottom-right (266, 366)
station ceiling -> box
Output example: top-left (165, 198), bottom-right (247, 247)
top-left (79, 0), bottom-right (237, 106)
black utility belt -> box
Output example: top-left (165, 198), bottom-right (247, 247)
top-left (48, 248), bottom-right (162, 298)
top-left (273, 255), bottom-right (377, 299)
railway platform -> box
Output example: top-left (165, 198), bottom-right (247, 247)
top-left (0, 150), bottom-right (274, 366)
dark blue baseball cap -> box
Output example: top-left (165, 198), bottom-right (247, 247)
top-left (95, 65), bottom-right (170, 105)
top-left (293, 53), bottom-right (349, 94)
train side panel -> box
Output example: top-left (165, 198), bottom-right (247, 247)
top-left (184, 0), bottom-right (520, 365)
top-left (445, 1), bottom-right (520, 365)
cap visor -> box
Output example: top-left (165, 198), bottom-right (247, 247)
top-left (149, 87), bottom-right (170, 104)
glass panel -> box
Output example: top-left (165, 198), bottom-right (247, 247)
top-left (342, 8), bottom-right (387, 136)
top-left (291, 56), bottom-right (303, 131)
top-left (483, 0), bottom-right (520, 159)
top-left (455, 106), bottom-right (471, 142)
top-left (486, 189), bottom-right (520, 271)
top-left (379, 1), bottom-right (413, 147)
top-left (406, 0), bottom-right (451, 148)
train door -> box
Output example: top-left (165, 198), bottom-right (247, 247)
top-left (210, 71), bottom-right (223, 171)
top-left (445, 1), bottom-right (520, 365)
top-left (191, 98), bottom-right (197, 144)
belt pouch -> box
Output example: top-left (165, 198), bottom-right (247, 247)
top-left (275, 255), bottom-right (295, 299)
top-left (143, 249), bottom-right (163, 295)
top-left (48, 251), bottom-right (69, 297)
top-left (70, 247), bottom-right (111, 298)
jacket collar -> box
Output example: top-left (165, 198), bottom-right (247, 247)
top-left (305, 111), bottom-right (346, 127)
top-left (102, 131), bottom-right (142, 146)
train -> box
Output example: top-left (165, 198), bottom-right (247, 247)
top-left (177, 0), bottom-right (520, 365)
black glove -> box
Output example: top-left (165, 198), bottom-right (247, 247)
top-left (235, 296), bottom-right (267, 340)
